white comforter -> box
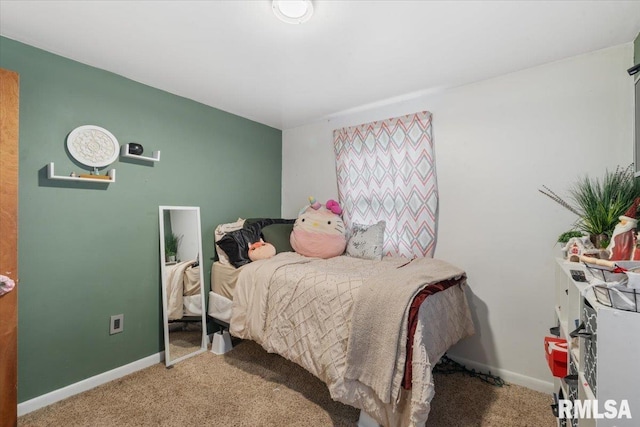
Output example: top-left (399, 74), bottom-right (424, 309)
top-left (166, 260), bottom-right (201, 320)
top-left (230, 252), bottom-right (474, 427)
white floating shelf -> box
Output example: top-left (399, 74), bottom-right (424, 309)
top-left (120, 144), bottom-right (161, 162)
top-left (47, 162), bottom-right (115, 183)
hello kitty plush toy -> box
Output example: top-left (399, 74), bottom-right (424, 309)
top-left (290, 198), bottom-right (346, 258)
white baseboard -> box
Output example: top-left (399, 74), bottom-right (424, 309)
top-left (18, 352), bottom-right (164, 416)
top-left (446, 355), bottom-right (554, 394)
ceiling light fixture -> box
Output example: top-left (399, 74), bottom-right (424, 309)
top-left (272, 0), bottom-right (314, 24)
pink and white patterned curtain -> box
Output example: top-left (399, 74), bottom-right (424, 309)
top-left (333, 111), bottom-right (438, 258)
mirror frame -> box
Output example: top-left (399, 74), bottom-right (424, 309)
top-left (159, 205), bottom-right (207, 366)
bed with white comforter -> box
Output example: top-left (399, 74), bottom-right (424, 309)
top-left (229, 252), bottom-right (474, 427)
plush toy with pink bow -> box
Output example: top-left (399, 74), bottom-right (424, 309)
top-left (290, 197), bottom-right (346, 259)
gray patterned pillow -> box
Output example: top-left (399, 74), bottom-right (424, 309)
top-left (346, 221), bottom-right (386, 260)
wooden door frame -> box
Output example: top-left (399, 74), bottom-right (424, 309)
top-left (0, 67), bottom-right (20, 427)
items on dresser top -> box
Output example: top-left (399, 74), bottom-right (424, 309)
top-left (578, 256), bottom-right (640, 312)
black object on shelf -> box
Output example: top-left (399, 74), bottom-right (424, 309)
top-left (128, 143), bottom-right (144, 155)
top-left (569, 321), bottom-right (593, 339)
top-left (563, 374), bottom-right (579, 387)
top-left (570, 269), bottom-right (587, 282)
top-left (549, 326), bottom-right (560, 337)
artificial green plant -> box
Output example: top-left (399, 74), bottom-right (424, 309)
top-left (540, 164), bottom-right (640, 239)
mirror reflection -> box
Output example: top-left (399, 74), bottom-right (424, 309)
top-left (159, 206), bottom-right (207, 366)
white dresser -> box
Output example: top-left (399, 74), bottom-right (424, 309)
top-left (552, 259), bottom-right (640, 426)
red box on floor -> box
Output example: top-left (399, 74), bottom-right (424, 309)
top-left (544, 336), bottom-right (568, 378)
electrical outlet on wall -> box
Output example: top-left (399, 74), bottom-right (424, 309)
top-left (110, 314), bottom-right (124, 335)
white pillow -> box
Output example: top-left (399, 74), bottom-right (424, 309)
top-left (214, 218), bottom-right (245, 265)
top-left (346, 221), bottom-right (386, 260)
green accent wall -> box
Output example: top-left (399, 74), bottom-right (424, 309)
top-left (0, 37), bottom-right (283, 402)
top-left (635, 32), bottom-right (640, 65)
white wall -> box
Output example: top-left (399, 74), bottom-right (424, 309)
top-left (170, 209), bottom-right (200, 262)
top-left (281, 44), bottom-right (635, 392)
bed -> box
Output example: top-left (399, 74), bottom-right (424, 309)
top-left (165, 260), bottom-right (202, 320)
top-left (207, 261), bottom-right (241, 324)
top-left (208, 250), bottom-right (474, 427)
top-left (208, 217), bottom-right (296, 324)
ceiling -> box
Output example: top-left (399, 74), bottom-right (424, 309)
top-left (1, 1), bottom-right (639, 130)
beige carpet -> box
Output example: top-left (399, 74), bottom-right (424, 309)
top-left (19, 340), bottom-right (555, 426)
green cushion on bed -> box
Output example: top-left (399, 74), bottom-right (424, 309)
top-left (262, 223), bottom-right (294, 253)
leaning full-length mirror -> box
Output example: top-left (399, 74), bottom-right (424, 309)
top-left (159, 206), bottom-right (207, 366)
